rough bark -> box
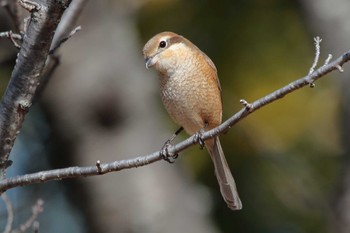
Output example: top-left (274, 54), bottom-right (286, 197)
top-left (0, 0), bottom-right (71, 170)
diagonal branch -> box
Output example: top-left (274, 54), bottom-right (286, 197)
top-left (0, 0), bottom-right (72, 172)
top-left (1, 193), bottom-right (14, 233)
top-left (35, 0), bottom-right (88, 101)
top-left (0, 49), bottom-right (349, 193)
top-left (0, 31), bottom-right (22, 48)
top-left (10, 199), bottom-right (44, 233)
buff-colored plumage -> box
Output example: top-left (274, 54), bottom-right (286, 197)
top-left (143, 31), bottom-right (242, 210)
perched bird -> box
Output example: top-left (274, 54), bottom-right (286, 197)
top-left (143, 31), bottom-right (242, 210)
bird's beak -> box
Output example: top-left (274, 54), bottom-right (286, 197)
top-left (145, 56), bottom-right (156, 69)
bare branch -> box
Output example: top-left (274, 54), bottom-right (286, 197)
top-left (49, 25), bottom-right (81, 55)
top-left (309, 36), bottom-right (322, 75)
top-left (1, 193), bottom-right (14, 233)
top-left (0, 49), bottom-right (349, 193)
top-left (324, 54), bottom-right (333, 66)
top-left (96, 160), bottom-right (102, 174)
top-left (336, 65), bottom-right (344, 72)
top-left (36, 0), bottom-right (88, 100)
top-left (50, 0), bottom-right (88, 51)
top-left (11, 199), bottom-right (44, 233)
top-left (32, 221), bottom-right (39, 233)
top-left (239, 99), bottom-right (253, 111)
top-left (0, 153), bottom-right (162, 192)
top-left (18, 0), bottom-right (41, 12)
top-left (0, 31), bottom-right (22, 48)
top-left (0, 0), bottom-right (72, 172)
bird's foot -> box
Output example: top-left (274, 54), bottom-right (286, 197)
top-left (193, 129), bottom-right (205, 149)
top-left (160, 140), bottom-right (178, 163)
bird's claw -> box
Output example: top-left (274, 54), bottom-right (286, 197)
top-left (193, 130), bottom-right (205, 149)
top-left (161, 140), bottom-right (178, 163)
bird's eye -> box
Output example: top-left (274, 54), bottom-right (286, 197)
top-left (159, 40), bottom-right (167, 48)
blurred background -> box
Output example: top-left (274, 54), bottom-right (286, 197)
top-left (0, 0), bottom-right (350, 232)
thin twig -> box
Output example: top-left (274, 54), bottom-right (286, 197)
top-left (0, 31), bottom-right (22, 48)
top-left (1, 193), bottom-right (14, 233)
top-left (35, 0), bottom-right (88, 100)
top-left (324, 54), bottom-right (333, 66)
top-left (18, 0), bottom-right (41, 12)
top-left (0, 0), bottom-right (72, 174)
top-left (50, 0), bottom-right (87, 50)
top-left (0, 49), bottom-right (349, 193)
top-left (32, 221), bottom-right (39, 233)
top-left (336, 65), bottom-right (344, 73)
top-left (239, 99), bottom-right (253, 111)
top-left (309, 36), bottom-right (322, 75)
top-left (49, 26), bottom-right (81, 55)
top-left (11, 199), bottom-right (44, 233)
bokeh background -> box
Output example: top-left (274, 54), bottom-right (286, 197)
top-left (0, 0), bottom-right (350, 232)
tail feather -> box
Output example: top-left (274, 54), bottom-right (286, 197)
top-left (206, 137), bottom-right (242, 210)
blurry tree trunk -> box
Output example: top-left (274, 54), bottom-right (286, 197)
top-left (41, 1), bottom-right (219, 233)
top-left (300, 1), bottom-right (350, 233)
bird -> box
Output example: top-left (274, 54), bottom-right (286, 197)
top-left (142, 31), bottom-right (242, 210)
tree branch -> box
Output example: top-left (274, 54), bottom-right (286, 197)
top-left (0, 49), bottom-right (349, 193)
top-left (35, 0), bottom-right (87, 101)
top-left (0, 31), bottom-right (22, 48)
top-left (10, 199), bottom-right (44, 233)
top-left (0, 0), bottom-right (72, 171)
top-left (1, 193), bottom-right (14, 233)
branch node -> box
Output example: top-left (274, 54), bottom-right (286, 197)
top-left (314, 36), bottom-right (322, 44)
top-left (309, 82), bottom-right (316, 88)
top-left (96, 160), bottom-right (102, 174)
top-left (9, 32), bottom-right (21, 49)
top-left (0, 31), bottom-right (22, 48)
top-left (240, 99), bottom-right (253, 111)
top-left (336, 65), bottom-right (344, 73)
top-left (49, 26), bottom-right (82, 55)
top-left (1, 193), bottom-right (14, 233)
top-left (17, 99), bottom-right (32, 115)
top-left (18, 0), bottom-right (41, 12)
top-left (324, 54), bottom-right (333, 66)
top-left (306, 76), bottom-right (316, 88)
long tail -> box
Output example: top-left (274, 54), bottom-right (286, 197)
top-left (205, 137), bottom-right (242, 210)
